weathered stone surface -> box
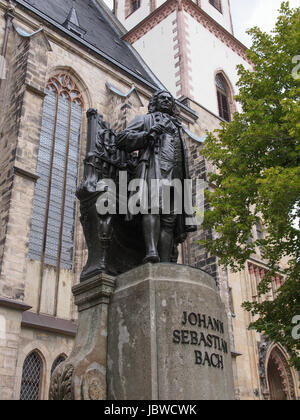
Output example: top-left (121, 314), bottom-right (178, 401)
top-left (0, 300), bottom-right (31, 400)
top-left (107, 263), bottom-right (235, 400)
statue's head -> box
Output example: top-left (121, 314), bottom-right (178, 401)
top-left (148, 90), bottom-right (177, 115)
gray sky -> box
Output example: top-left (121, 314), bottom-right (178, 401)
top-left (102, 0), bottom-right (299, 47)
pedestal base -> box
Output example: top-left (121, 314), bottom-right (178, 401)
top-left (107, 263), bottom-right (235, 400)
top-left (49, 273), bottom-right (115, 400)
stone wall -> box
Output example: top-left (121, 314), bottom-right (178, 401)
top-left (0, 30), bottom-right (32, 295)
top-left (0, 304), bottom-right (25, 400)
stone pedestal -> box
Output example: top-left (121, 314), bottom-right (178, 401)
top-left (107, 263), bottom-right (235, 400)
top-left (49, 273), bottom-right (115, 400)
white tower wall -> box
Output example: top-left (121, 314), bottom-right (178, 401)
top-left (200, 0), bottom-right (233, 34)
top-left (115, 0), bottom-right (233, 33)
top-left (115, 1), bottom-right (151, 31)
top-left (118, 0), bottom-right (251, 119)
top-left (133, 11), bottom-right (178, 95)
top-left (185, 11), bottom-right (250, 114)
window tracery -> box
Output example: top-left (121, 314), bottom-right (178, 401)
top-left (28, 73), bottom-right (83, 270)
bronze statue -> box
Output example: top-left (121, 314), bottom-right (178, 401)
top-left (117, 90), bottom-right (196, 263)
top-left (76, 90), bottom-right (196, 281)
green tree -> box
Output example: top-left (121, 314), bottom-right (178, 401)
top-left (202, 2), bottom-right (300, 369)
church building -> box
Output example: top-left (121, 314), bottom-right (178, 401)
top-left (0, 0), bottom-right (298, 400)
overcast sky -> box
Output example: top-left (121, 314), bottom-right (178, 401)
top-left (230, 0), bottom-right (299, 47)
top-left (103, 0), bottom-right (299, 47)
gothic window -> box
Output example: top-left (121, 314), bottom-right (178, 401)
top-left (131, 0), bottom-right (141, 13)
top-left (51, 354), bottom-right (67, 375)
top-left (255, 220), bottom-right (265, 256)
top-left (20, 351), bottom-right (43, 400)
top-left (125, 0), bottom-right (141, 17)
top-left (216, 73), bottom-right (231, 122)
top-left (209, 0), bottom-right (222, 13)
top-left (256, 220), bottom-right (263, 241)
top-left (28, 74), bottom-right (83, 270)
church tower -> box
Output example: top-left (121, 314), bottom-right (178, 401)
top-left (114, 0), bottom-right (252, 121)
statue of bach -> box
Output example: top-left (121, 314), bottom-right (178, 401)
top-left (76, 90), bottom-right (197, 280)
top-left (117, 90), bottom-right (197, 264)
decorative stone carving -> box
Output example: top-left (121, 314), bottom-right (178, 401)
top-left (47, 73), bottom-right (84, 106)
top-left (257, 338), bottom-right (296, 400)
top-left (49, 363), bottom-right (74, 400)
top-left (257, 336), bottom-right (270, 400)
top-left (268, 346), bottom-right (296, 400)
top-left (49, 273), bottom-right (115, 400)
top-left (81, 368), bottom-right (106, 401)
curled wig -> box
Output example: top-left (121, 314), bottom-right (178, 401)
top-left (148, 90), bottom-right (179, 116)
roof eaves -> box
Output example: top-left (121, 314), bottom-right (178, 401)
top-left (14, 0), bottom-right (160, 91)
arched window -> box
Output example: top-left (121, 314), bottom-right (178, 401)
top-left (125, 0), bottom-right (141, 18)
top-left (256, 220), bottom-right (264, 241)
top-left (255, 219), bottom-right (265, 256)
top-left (51, 354), bottom-right (67, 376)
top-left (216, 73), bottom-right (231, 122)
top-left (28, 74), bottom-right (83, 270)
top-left (132, 0), bottom-right (141, 12)
top-left (20, 351), bottom-right (43, 400)
top-left (209, 0), bottom-right (222, 14)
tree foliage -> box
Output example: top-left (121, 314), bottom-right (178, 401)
top-left (201, 2), bottom-right (300, 369)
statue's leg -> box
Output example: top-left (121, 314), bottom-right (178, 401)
top-left (158, 215), bottom-right (176, 262)
top-left (142, 214), bottom-right (160, 263)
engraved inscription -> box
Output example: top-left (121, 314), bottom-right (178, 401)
top-left (172, 311), bottom-right (228, 369)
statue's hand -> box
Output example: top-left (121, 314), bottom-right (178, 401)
top-left (149, 123), bottom-right (165, 135)
top-left (146, 124), bottom-right (165, 146)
